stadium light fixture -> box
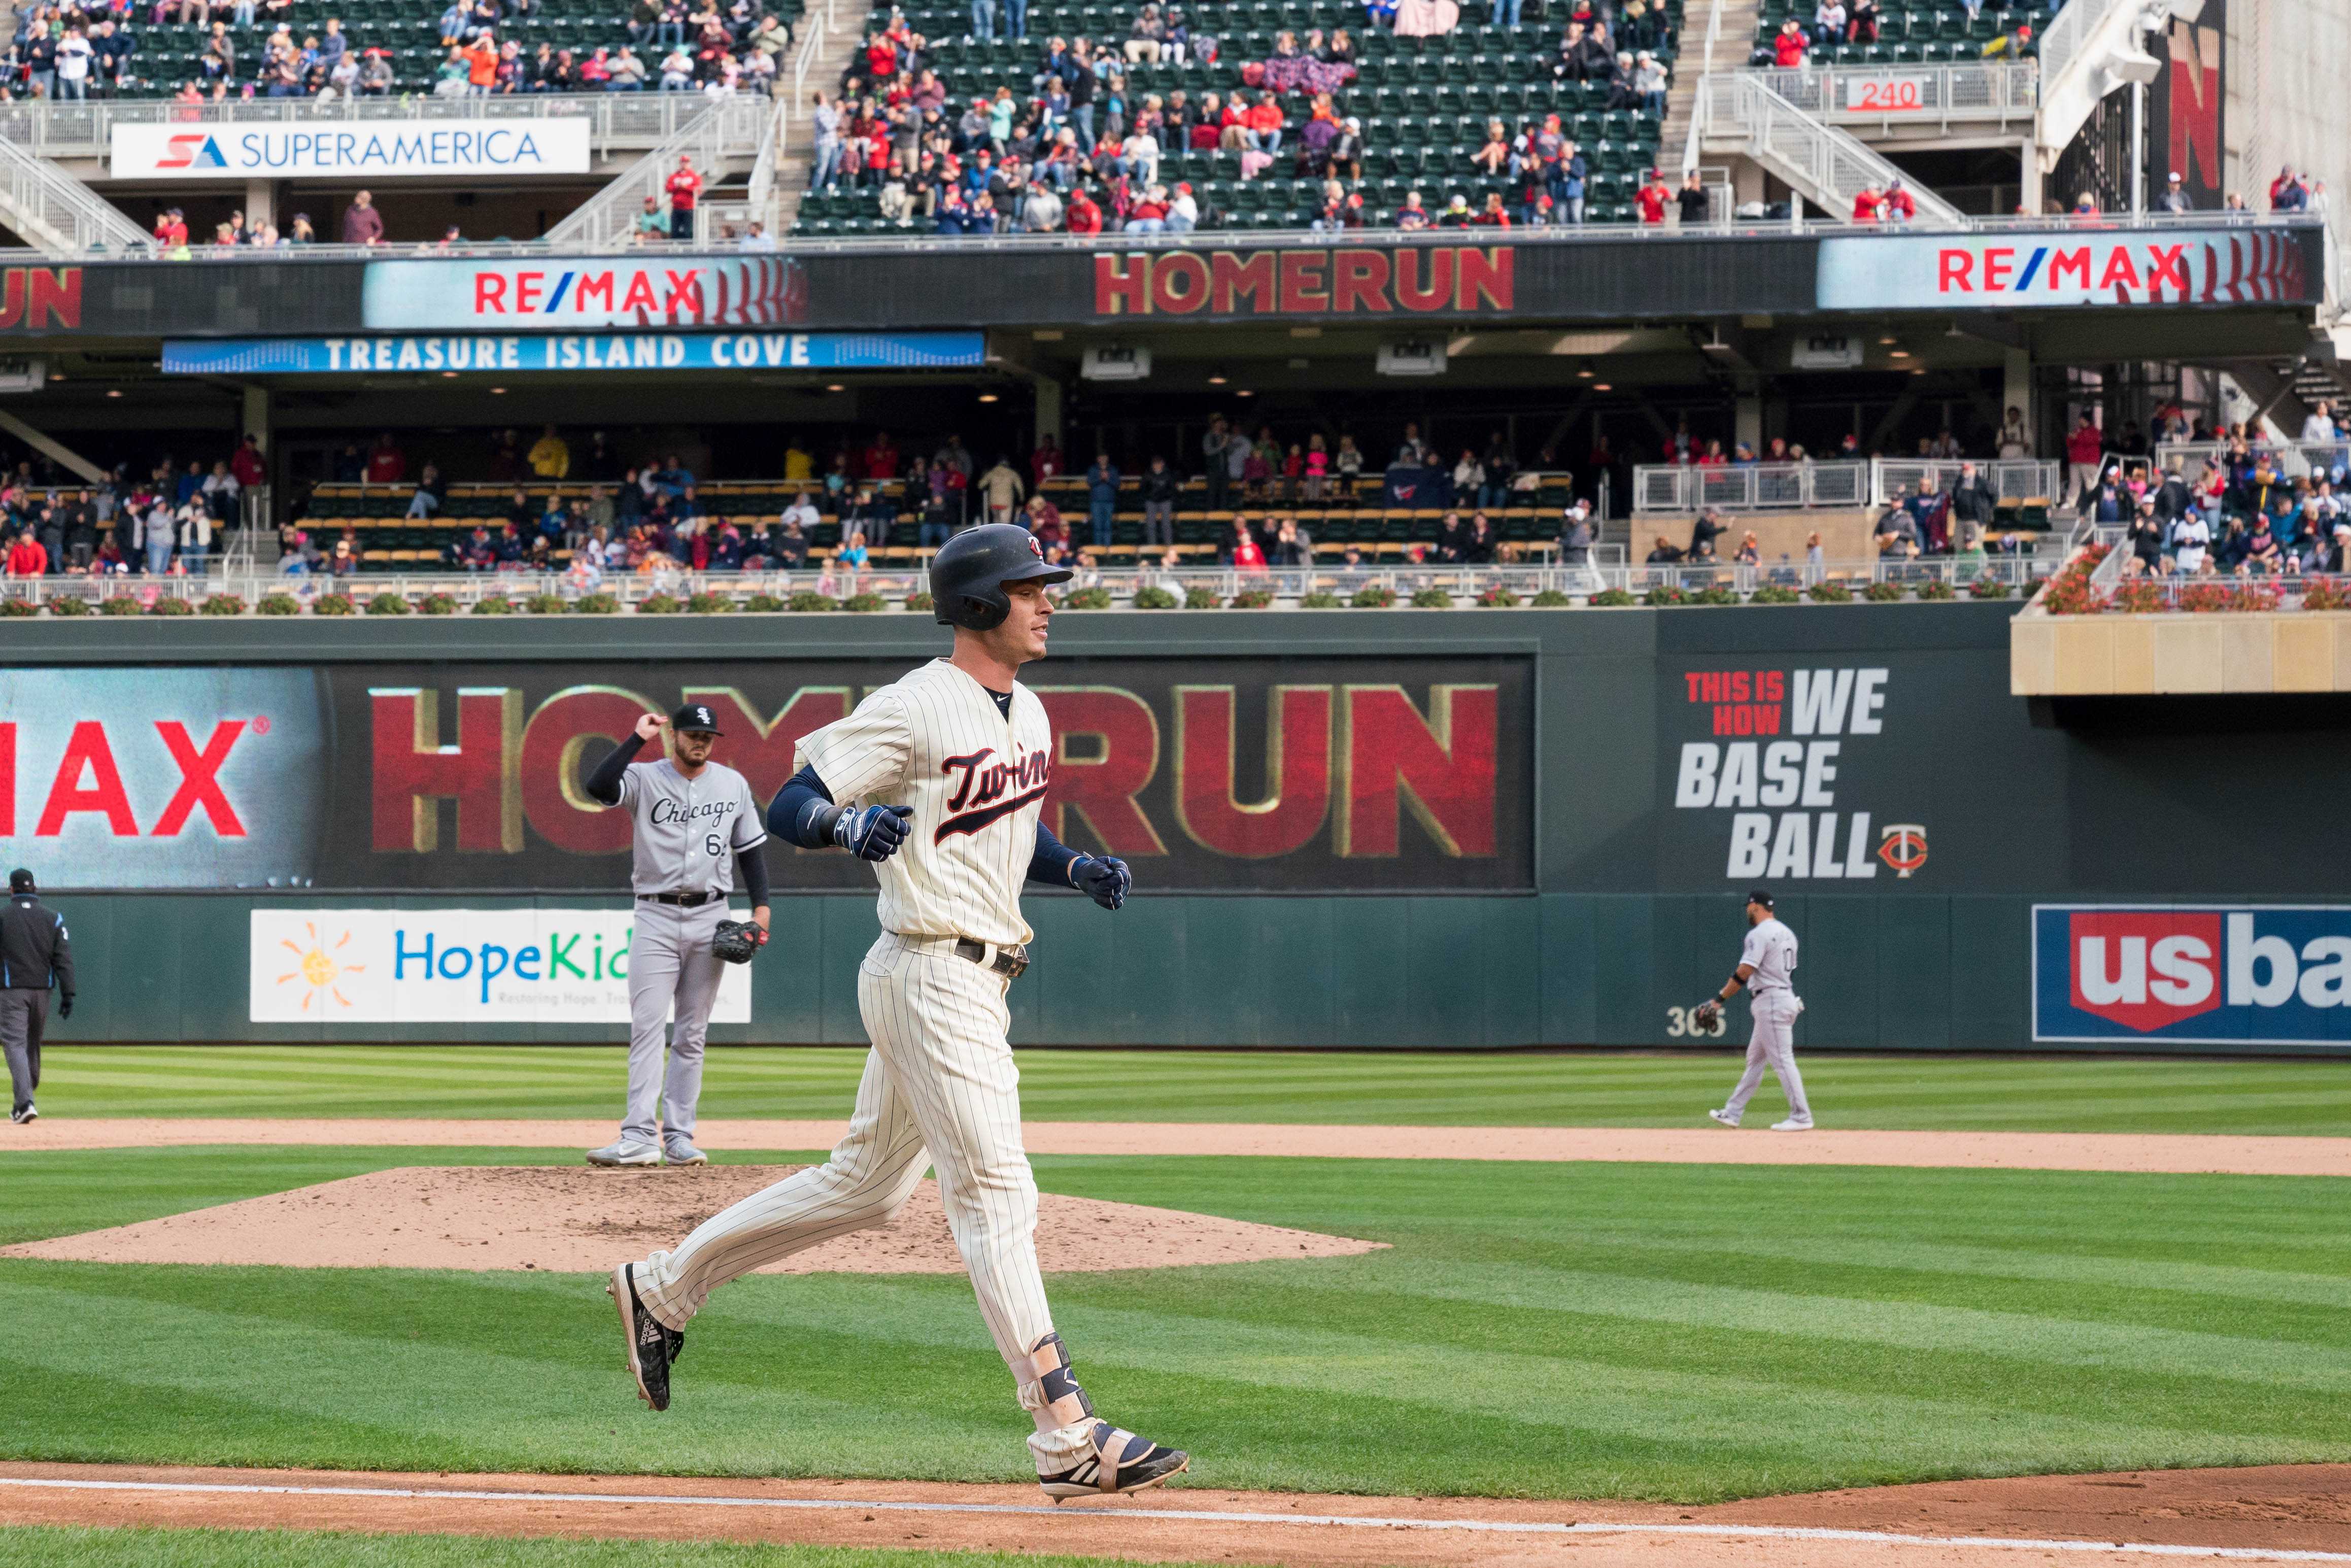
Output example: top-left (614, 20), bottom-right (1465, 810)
top-left (1206, 368), bottom-right (1229, 385)
top-left (1576, 360), bottom-right (1595, 379)
top-left (106, 389), bottom-right (120, 398)
top-left (824, 383), bottom-right (845, 392)
top-left (978, 392), bottom-right (1000, 402)
top-left (490, 387), bottom-right (506, 394)
top-left (441, 370), bottom-right (458, 378)
top-left (1592, 382), bottom-right (1613, 391)
top-left (1235, 388), bottom-right (1254, 397)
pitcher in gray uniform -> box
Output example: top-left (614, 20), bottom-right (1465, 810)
top-left (1699, 888), bottom-right (1814, 1131)
top-left (582, 704), bottom-right (771, 1167)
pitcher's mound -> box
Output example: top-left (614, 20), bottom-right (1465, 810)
top-left (2, 1165), bottom-right (1387, 1275)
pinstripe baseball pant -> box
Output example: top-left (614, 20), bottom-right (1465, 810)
top-left (633, 931), bottom-right (1088, 1470)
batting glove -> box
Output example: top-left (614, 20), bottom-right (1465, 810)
top-left (835, 803), bottom-right (913, 862)
top-left (1072, 855), bottom-right (1132, 911)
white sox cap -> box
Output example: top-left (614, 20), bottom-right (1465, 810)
top-left (670, 703), bottom-right (724, 736)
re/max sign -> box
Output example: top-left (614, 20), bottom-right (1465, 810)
top-left (1094, 247), bottom-right (1513, 316)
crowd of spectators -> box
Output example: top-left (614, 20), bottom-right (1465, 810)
top-left (2097, 405), bottom-right (2351, 581)
top-left (812, 0), bottom-right (1673, 234)
top-left (0, 438), bottom-right (261, 580)
top-left (0, 0), bottom-right (788, 102)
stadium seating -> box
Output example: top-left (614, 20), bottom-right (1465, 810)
top-left (301, 469), bottom-right (1580, 567)
top-left (793, 0), bottom-right (1679, 234)
top-left (1747, 0), bottom-right (2039, 66)
top-left (105, 0), bottom-right (801, 97)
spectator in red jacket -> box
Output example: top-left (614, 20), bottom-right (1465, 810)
top-left (1066, 187), bottom-right (1104, 233)
top-left (1636, 171), bottom-right (1670, 224)
top-left (1031, 433), bottom-right (1064, 484)
top-left (230, 434), bottom-right (266, 490)
top-left (863, 431), bottom-right (899, 480)
top-left (2065, 415), bottom-right (2105, 509)
top-left (339, 189), bottom-right (384, 245)
top-left (6, 529), bottom-right (46, 576)
top-left (364, 432), bottom-right (406, 485)
top-left (665, 154), bottom-right (703, 242)
top-left (1851, 183), bottom-right (1883, 222)
top-left (1772, 18), bottom-right (1807, 65)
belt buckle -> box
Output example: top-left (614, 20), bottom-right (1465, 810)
top-left (995, 943), bottom-right (1029, 979)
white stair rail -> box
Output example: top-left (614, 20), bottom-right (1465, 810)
top-left (0, 134), bottom-right (148, 255)
top-left (539, 99), bottom-right (763, 248)
top-left (2034, 0), bottom-right (2196, 174)
top-left (1699, 72), bottom-right (1968, 226)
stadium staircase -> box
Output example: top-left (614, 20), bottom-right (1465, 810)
top-left (0, 132), bottom-right (152, 254)
top-left (792, 0), bottom-right (1683, 235)
top-left (540, 97), bottom-right (769, 245)
top-left (1692, 69), bottom-right (1963, 223)
top-left (1660, 0), bottom-right (1749, 171)
top-left (2031, 0), bottom-right (2196, 176)
top-left (764, 3), bottom-right (866, 233)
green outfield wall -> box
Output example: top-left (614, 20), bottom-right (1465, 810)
top-left (10, 603), bottom-right (2348, 1053)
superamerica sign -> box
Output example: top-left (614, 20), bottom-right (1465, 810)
top-left (2034, 906), bottom-right (2351, 1044)
top-left (1816, 227), bottom-right (2318, 309)
top-left (112, 120), bottom-right (591, 179)
top-left (1094, 246), bottom-right (1512, 317)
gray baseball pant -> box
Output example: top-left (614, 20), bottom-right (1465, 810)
top-left (622, 899), bottom-right (730, 1145)
top-left (1724, 991), bottom-right (1809, 1121)
top-left (1, 988), bottom-right (46, 1116)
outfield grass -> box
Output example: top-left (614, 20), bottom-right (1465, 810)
top-left (0, 1529), bottom-right (1203, 1568)
top-left (27, 1046), bottom-right (2351, 1135)
top-left (0, 1144), bottom-right (2342, 1502)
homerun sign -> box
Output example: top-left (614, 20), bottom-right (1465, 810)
top-left (112, 119), bottom-right (592, 179)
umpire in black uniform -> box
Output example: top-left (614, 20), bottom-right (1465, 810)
top-left (1, 868), bottom-right (72, 1124)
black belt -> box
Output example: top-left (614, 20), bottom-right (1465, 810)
top-left (639, 891), bottom-right (715, 907)
top-left (955, 938), bottom-right (1029, 979)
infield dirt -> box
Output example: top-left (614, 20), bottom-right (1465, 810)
top-left (0, 1461), bottom-right (2343, 1567)
top-left (0, 1164), bottom-right (1386, 1273)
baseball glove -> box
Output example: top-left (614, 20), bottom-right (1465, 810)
top-left (712, 918), bottom-right (768, 965)
top-left (1692, 999), bottom-right (1722, 1032)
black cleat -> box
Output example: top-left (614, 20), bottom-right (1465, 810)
top-left (608, 1263), bottom-right (684, 1411)
top-left (1039, 1421), bottom-right (1190, 1501)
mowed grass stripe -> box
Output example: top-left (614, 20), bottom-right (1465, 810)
top-left (30, 1047), bottom-right (2351, 1134)
top-left (0, 1148), bottom-right (2343, 1499)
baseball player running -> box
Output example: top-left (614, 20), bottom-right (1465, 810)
top-left (607, 525), bottom-right (1187, 1502)
top-left (1, 868), bottom-right (71, 1125)
top-left (582, 703), bottom-right (771, 1168)
top-left (1700, 889), bottom-right (1813, 1131)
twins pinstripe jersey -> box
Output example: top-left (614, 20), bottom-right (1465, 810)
top-left (1740, 917), bottom-right (1799, 994)
top-left (795, 658), bottom-right (1052, 947)
top-left (615, 757), bottom-right (767, 896)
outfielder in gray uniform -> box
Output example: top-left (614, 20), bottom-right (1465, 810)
top-left (1699, 888), bottom-right (1814, 1131)
top-left (582, 703), bottom-right (771, 1168)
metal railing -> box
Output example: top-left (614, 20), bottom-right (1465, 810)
top-left (0, 132), bottom-right (152, 254)
top-left (0, 556), bottom-right (2054, 612)
top-left (1748, 61), bottom-right (2039, 125)
top-left (1696, 71), bottom-right (1968, 226)
top-left (0, 206), bottom-right (2317, 261)
top-left (2151, 439), bottom-right (2351, 481)
top-left (2037, 0), bottom-right (2134, 117)
top-left (1634, 458), bottom-right (2060, 513)
top-left (540, 98), bottom-right (769, 247)
top-left (0, 94), bottom-right (765, 162)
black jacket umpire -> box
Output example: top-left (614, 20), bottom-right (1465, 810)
top-left (1, 869), bottom-right (72, 1123)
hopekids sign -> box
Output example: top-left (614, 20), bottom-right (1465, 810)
top-left (1668, 665), bottom-right (1926, 883)
top-left (248, 907), bottom-right (751, 1024)
top-left (2034, 905), bottom-right (2351, 1045)
top-left (112, 120), bottom-right (591, 179)
top-left (1815, 226), bottom-right (2320, 310)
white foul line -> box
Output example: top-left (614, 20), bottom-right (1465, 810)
top-left (0, 1476), bottom-right (2342, 1561)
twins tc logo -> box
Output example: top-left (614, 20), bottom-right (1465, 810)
top-left (156, 134), bottom-right (230, 169)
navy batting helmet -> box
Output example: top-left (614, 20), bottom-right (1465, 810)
top-left (929, 524), bottom-right (1073, 631)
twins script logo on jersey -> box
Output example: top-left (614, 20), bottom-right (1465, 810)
top-left (938, 744), bottom-right (1051, 841)
top-left (2034, 905), bottom-right (2351, 1043)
